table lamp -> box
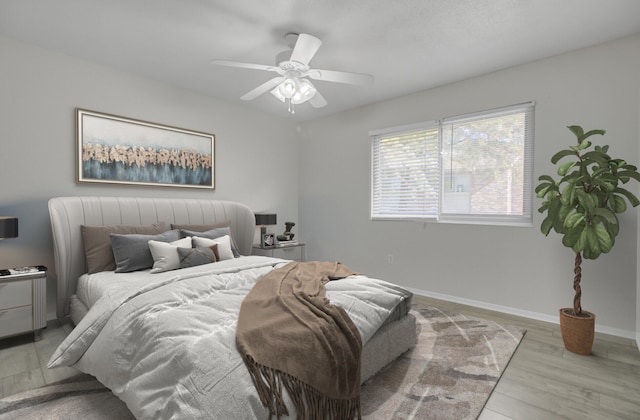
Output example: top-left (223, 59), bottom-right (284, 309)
top-left (0, 217), bottom-right (18, 240)
top-left (254, 213), bottom-right (277, 236)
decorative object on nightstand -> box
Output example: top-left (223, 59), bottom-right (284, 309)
top-left (277, 221), bottom-right (296, 242)
top-left (254, 213), bottom-right (277, 248)
top-left (0, 217), bottom-right (18, 239)
top-left (0, 265), bottom-right (47, 341)
top-left (262, 233), bottom-right (275, 248)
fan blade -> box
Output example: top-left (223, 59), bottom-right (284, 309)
top-left (307, 69), bottom-right (374, 86)
top-left (309, 91), bottom-right (327, 108)
top-left (241, 77), bottom-right (284, 101)
top-left (289, 33), bottom-right (322, 65)
top-left (212, 59), bottom-right (278, 72)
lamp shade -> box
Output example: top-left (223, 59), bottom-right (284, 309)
top-left (254, 213), bottom-right (277, 226)
top-left (0, 217), bottom-right (18, 239)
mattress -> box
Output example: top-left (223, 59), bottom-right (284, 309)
top-left (73, 255), bottom-right (413, 334)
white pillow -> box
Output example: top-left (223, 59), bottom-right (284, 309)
top-left (148, 237), bottom-right (193, 273)
top-left (192, 235), bottom-right (234, 261)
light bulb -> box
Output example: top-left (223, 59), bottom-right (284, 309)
top-left (291, 79), bottom-right (317, 104)
top-left (278, 79), bottom-right (297, 99)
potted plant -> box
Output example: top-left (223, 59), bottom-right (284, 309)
top-left (536, 125), bottom-right (640, 355)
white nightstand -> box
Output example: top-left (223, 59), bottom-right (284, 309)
top-left (252, 243), bottom-right (305, 261)
top-left (0, 266), bottom-right (47, 341)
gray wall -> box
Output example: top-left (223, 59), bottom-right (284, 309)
top-left (299, 35), bottom-right (640, 338)
top-left (2, 33), bottom-right (639, 339)
top-left (0, 35), bottom-right (300, 319)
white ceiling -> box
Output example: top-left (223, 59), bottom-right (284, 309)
top-left (2, 0), bottom-right (640, 121)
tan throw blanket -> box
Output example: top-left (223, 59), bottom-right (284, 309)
top-left (236, 261), bottom-right (362, 420)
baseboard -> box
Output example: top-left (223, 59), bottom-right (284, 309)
top-left (408, 286), bottom-right (636, 340)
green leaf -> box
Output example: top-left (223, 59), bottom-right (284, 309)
top-left (576, 140), bottom-right (592, 151)
top-left (617, 170), bottom-right (640, 183)
top-left (551, 149), bottom-right (578, 165)
top-left (575, 189), bottom-right (596, 212)
top-left (593, 207), bottom-right (618, 225)
top-left (593, 224), bottom-right (613, 253)
top-left (613, 187), bottom-right (640, 207)
top-left (564, 212), bottom-right (584, 229)
top-left (562, 227), bottom-right (582, 248)
top-left (537, 174), bottom-right (556, 183)
top-left (567, 125), bottom-right (584, 140)
top-left (583, 247), bottom-right (601, 260)
top-left (541, 216), bottom-right (554, 236)
top-left (560, 184), bottom-right (576, 206)
top-left (535, 185), bottom-right (550, 198)
top-left (573, 225), bottom-right (588, 253)
top-left (580, 129), bottom-right (606, 141)
top-left (611, 195), bottom-right (627, 213)
top-left (581, 151), bottom-right (610, 168)
top-left (558, 161), bottom-right (577, 176)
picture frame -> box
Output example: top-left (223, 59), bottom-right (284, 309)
top-left (76, 108), bottom-right (215, 189)
top-left (262, 233), bottom-right (276, 248)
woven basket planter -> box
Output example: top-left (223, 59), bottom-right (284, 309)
top-left (559, 308), bottom-right (595, 355)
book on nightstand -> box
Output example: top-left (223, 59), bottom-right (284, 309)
top-left (0, 265), bottom-right (47, 276)
top-left (277, 240), bottom-right (299, 247)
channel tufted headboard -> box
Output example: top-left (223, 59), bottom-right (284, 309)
top-left (48, 196), bottom-right (256, 318)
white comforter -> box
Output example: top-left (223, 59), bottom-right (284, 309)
top-left (48, 256), bottom-right (412, 419)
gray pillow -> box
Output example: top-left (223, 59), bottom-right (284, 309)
top-left (179, 227), bottom-right (240, 257)
top-left (110, 229), bottom-right (180, 273)
top-left (177, 246), bottom-right (218, 269)
top-left (81, 223), bottom-right (167, 274)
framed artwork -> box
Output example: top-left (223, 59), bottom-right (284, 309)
top-left (262, 233), bottom-right (275, 248)
top-left (76, 108), bottom-right (215, 189)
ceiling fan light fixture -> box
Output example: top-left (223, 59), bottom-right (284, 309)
top-left (278, 78), bottom-right (297, 99)
top-left (291, 78), bottom-right (316, 104)
top-left (213, 32), bottom-right (372, 114)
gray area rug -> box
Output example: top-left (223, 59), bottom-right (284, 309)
top-left (0, 305), bottom-right (525, 419)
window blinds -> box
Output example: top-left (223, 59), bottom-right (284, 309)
top-left (371, 102), bottom-right (534, 226)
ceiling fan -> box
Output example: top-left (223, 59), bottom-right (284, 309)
top-left (212, 33), bottom-right (374, 114)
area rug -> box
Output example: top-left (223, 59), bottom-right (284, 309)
top-left (361, 305), bottom-right (526, 419)
top-left (0, 305), bottom-right (525, 419)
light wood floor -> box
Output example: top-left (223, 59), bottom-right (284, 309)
top-left (1, 296), bottom-right (639, 419)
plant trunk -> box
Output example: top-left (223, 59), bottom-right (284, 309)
top-left (573, 252), bottom-right (582, 316)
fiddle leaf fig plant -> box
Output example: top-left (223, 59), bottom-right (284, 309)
top-left (535, 125), bottom-right (640, 316)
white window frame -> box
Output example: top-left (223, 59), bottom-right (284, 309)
top-left (370, 102), bottom-right (535, 227)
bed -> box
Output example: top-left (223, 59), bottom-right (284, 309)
top-left (46, 196), bottom-right (416, 419)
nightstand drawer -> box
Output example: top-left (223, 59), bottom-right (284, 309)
top-left (253, 244), bottom-right (305, 261)
top-left (0, 280), bottom-right (32, 310)
top-left (0, 306), bottom-right (33, 337)
top-left (274, 246), bottom-right (303, 261)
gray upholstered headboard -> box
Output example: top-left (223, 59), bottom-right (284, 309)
top-left (48, 196), bottom-right (256, 318)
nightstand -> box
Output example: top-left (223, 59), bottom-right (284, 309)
top-left (252, 243), bottom-right (305, 261)
top-left (0, 266), bottom-right (47, 341)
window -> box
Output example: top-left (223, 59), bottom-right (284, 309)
top-left (371, 102), bottom-right (534, 226)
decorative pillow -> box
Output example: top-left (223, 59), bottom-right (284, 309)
top-left (177, 246), bottom-right (218, 269)
top-left (192, 235), bottom-right (234, 261)
top-left (148, 237), bottom-right (193, 273)
top-left (180, 227), bottom-right (241, 257)
top-left (110, 229), bottom-right (180, 273)
top-left (81, 222), bottom-right (167, 274)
